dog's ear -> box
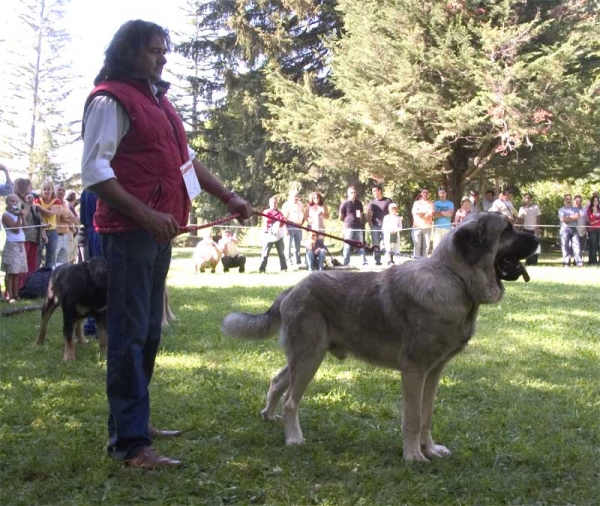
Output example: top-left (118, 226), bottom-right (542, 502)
top-left (453, 216), bottom-right (493, 265)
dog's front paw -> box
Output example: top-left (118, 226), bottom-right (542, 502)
top-left (285, 435), bottom-right (305, 445)
top-left (423, 443), bottom-right (452, 459)
top-left (403, 449), bottom-right (430, 463)
top-left (260, 408), bottom-right (279, 422)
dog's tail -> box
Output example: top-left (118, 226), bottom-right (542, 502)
top-left (221, 288), bottom-right (291, 340)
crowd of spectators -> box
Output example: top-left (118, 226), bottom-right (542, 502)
top-left (255, 183), bottom-right (600, 270)
top-left (0, 164), bottom-right (90, 302)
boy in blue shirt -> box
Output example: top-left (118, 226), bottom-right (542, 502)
top-left (433, 188), bottom-right (454, 251)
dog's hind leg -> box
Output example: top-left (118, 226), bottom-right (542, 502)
top-left (35, 297), bottom-right (59, 346)
top-left (420, 364), bottom-right (451, 459)
top-left (62, 310), bottom-right (78, 361)
top-left (282, 347), bottom-right (327, 445)
top-left (261, 366), bottom-right (290, 421)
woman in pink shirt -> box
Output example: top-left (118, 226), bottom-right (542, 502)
top-left (587, 195), bottom-right (600, 265)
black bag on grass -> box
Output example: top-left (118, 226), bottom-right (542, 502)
top-left (18, 267), bottom-right (53, 299)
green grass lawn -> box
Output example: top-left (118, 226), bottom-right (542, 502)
top-left (1, 246), bottom-right (599, 505)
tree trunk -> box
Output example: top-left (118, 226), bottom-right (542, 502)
top-left (444, 148), bottom-right (470, 210)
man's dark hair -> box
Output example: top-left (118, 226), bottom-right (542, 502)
top-left (372, 183), bottom-right (383, 191)
top-left (94, 20), bottom-right (170, 85)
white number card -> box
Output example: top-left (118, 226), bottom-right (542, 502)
top-left (180, 160), bottom-right (202, 200)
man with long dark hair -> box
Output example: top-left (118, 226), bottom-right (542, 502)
top-left (81, 20), bottom-right (253, 469)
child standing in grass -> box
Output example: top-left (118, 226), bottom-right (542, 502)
top-left (2, 194), bottom-right (28, 303)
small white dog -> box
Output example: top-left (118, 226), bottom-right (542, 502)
top-left (192, 234), bottom-right (222, 273)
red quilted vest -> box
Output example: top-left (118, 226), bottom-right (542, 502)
top-left (85, 79), bottom-right (191, 233)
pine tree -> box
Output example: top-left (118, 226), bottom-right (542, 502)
top-left (171, 0), bottom-right (345, 218)
top-left (267, 0), bottom-right (600, 203)
top-left (0, 0), bottom-right (77, 182)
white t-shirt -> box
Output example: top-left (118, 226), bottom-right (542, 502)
top-left (518, 204), bottom-right (541, 230)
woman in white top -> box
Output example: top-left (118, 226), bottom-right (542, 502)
top-left (304, 191), bottom-right (329, 235)
top-left (2, 194), bottom-right (28, 302)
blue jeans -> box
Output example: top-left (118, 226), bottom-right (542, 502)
top-left (305, 249), bottom-right (326, 271)
top-left (102, 230), bottom-right (171, 460)
top-left (342, 229), bottom-right (366, 265)
top-left (259, 237), bottom-right (287, 272)
top-left (43, 230), bottom-right (58, 268)
top-left (370, 226), bottom-right (383, 264)
top-left (559, 227), bottom-right (582, 265)
top-left (286, 227), bottom-right (303, 265)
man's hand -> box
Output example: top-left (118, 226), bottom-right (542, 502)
top-left (140, 209), bottom-right (181, 243)
top-left (226, 196), bottom-right (254, 221)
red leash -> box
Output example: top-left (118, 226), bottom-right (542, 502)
top-left (178, 213), bottom-right (241, 235)
top-left (178, 210), bottom-right (378, 252)
top-left (253, 211), bottom-right (378, 252)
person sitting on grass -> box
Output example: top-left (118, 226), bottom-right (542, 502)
top-left (304, 230), bottom-right (328, 271)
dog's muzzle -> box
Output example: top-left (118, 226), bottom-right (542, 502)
top-left (495, 258), bottom-right (530, 282)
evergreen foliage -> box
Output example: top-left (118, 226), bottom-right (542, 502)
top-left (266, 0), bottom-right (600, 203)
top-left (0, 0), bottom-right (78, 183)
top-left (171, 0), bottom-right (345, 218)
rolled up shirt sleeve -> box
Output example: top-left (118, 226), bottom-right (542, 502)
top-left (81, 96), bottom-right (129, 188)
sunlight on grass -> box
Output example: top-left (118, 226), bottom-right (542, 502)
top-left (1, 256), bottom-right (599, 506)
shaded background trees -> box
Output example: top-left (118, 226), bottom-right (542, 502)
top-left (266, 0), bottom-right (599, 206)
top-left (171, 0), bottom-right (345, 222)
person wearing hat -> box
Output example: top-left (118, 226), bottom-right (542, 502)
top-left (382, 202), bottom-right (403, 265)
top-left (454, 196), bottom-right (472, 226)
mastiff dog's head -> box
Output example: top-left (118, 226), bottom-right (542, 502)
top-left (436, 212), bottom-right (539, 303)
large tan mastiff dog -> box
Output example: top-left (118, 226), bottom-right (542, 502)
top-left (222, 213), bottom-right (539, 462)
